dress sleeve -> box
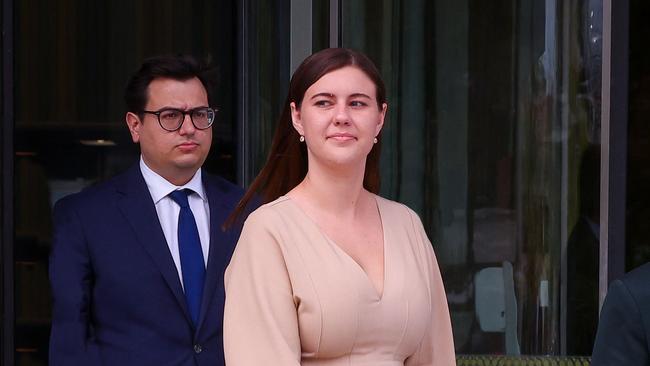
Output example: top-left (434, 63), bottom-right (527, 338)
top-left (405, 211), bottom-right (457, 366)
top-left (223, 210), bottom-right (302, 366)
top-left (591, 279), bottom-right (649, 366)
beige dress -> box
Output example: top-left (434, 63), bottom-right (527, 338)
top-left (224, 195), bottom-right (456, 365)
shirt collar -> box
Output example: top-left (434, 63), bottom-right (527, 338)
top-left (139, 156), bottom-right (207, 204)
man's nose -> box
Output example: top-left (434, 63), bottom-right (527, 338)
top-left (178, 113), bottom-right (196, 134)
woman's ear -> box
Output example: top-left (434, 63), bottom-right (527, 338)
top-left (290, 102), bottom-right (305, 136)
top-left (376, 103), bottom-right (387, 136)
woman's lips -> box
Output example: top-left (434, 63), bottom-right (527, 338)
top-left (328, 133), bottom-right (356, 141)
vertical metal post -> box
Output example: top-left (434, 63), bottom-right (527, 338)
top-left (290, 0), bottom-right (312, 74)
top-left (599, 0), bottom-right (628, 309)
top-left (559, 0), bottom-right (571, 354)
top-left (599, 0), bottom-right (612, 308)
top-left (1, 0), bottom-right (15, 364)
top-left (237, 0), bottom-right (249, 187)
top-left (329, 0), bottom-right (339, 47)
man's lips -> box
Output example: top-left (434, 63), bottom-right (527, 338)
top-left (177, 141), bottom-right (199, 151)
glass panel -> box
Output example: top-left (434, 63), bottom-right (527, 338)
top-left (14, 1), bottom-right (237, 364)
top-left (626, 1), bottom-right (650, 271)
top-left (312, 0), bottom-right (330, 52)
top-left (242, 0), bottom-right (290, 184)
top-left (566, 0), bottom-right (602, 355)
top-left (342, 0), bottom-right (601, 357)
top-left (1, 0), bottom-right (4, 362)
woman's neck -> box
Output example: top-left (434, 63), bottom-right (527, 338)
top-left (290, 163), bottom-right (370, 219)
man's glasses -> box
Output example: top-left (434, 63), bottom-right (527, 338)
top-left (142, 107), bottom-right (216, 132)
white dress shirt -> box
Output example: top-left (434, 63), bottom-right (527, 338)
top-left (139, 157), bottom-right (210, 287)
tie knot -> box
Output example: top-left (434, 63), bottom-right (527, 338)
top-left (169, 189), bottom-right (192, 208)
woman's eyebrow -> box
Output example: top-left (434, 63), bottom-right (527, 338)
top-left (310, 92), bottom-right (335, 100)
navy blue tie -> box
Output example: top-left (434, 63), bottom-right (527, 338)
top-left (169, 189), bottom-right (205, 326)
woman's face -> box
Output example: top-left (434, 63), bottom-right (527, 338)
top-left (290, 66), bottom-right (386, 172)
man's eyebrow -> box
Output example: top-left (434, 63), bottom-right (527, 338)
top-left (152, 105), bottom-right (210, 111)
top-left (349, 93), bottom-right (371, 99)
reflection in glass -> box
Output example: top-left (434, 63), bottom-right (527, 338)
top-left (312, 0), bottom-right (331, 52)
top-left (626, 0), bottom-right (650, 272)
top-left (342, 0), bottom-right (601, 356)
top-left (241, 0), bottom-right (290, 184)
top-left (1, 0), bottom-right (4, 362)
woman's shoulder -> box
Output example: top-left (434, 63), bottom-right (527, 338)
top-left (242, 196), bottom-right (296, 227)
top-left (376, 195), bottom-right (437, 266)
top-left (375, 195), bottom-right (423, 226)
top-left (248, 195), bottom-right (291, 214)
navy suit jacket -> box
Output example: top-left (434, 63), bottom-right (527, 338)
top-left (592, 262), bottom-right (650, 365)
top-left (49, 164), bottom-right (244, 366)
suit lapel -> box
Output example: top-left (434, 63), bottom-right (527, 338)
top-left (115, 165), bottom-right (192, 325)
top-left (195, 175), bottom-right (235, 334)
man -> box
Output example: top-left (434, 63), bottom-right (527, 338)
top-left (591, 262), bottom-right (650, 365)
top-left (49, 55), bottom-right (243, 365)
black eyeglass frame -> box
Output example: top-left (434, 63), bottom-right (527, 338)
top-left (142, 107), bottom-right (217, 132)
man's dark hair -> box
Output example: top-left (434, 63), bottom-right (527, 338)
top-left (124, 54), bottom-right (217, 116)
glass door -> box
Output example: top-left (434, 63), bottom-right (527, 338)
top-left (340, 0), bottom-right (602, 357)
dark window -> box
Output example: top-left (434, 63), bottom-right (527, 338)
top-left (626, 0), bottom-right (650, 272)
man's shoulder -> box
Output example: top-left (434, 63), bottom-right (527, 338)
top-left (202, 172), bottom-right (243, 193)
top-left (202, 172), bottom-right (244, 207)
top-left (54, 166), bottom-right (139, 211)
top-left (604, 262), bottom-right (650, 314)
top-left (619, 262), bottom-right (650, 297)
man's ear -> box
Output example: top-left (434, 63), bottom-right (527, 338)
top-left (125, 112), bottom-right (142, 143)
top-left (290, 102), bottom-right (305, 136)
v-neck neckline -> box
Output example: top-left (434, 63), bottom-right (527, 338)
top-left (281, 195), bottom-right (388, 301)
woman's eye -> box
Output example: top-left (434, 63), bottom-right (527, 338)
top-left (314, 100), bottom-right (331, 106)
top-left (350, 101), bottom-right (367, 107)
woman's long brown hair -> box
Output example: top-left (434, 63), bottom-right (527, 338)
top-left (226, 48), bottom-right (387, 227)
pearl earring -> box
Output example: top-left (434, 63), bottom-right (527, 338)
top-left (373, 137), bottom-right (378, 144)
top-left (299, 135), bottom-right (305, 142)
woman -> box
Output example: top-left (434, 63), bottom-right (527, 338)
top-left (224, 48), bottom-right (455, 365)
